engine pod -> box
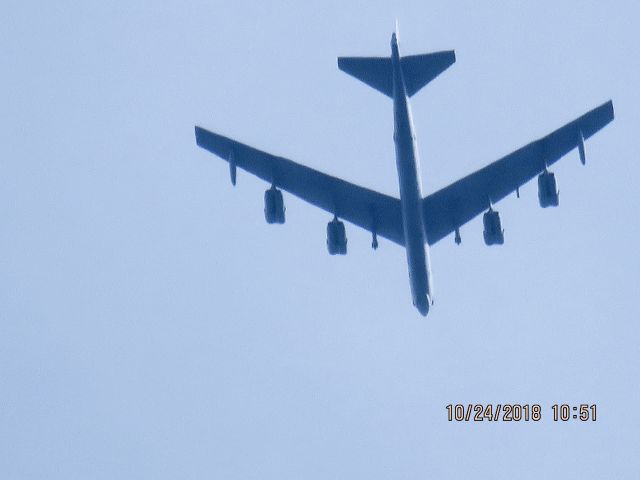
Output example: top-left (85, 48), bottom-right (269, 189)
top-left (327, 219), bottom-right (347, 255)
top-left (538, 171), bottom-right (559, 208)
top-left (483, 209), bottom-right (504, 246)
top-left (264, 187), bottom-right (285, 224)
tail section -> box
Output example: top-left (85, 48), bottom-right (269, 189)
top-left (338, 50), bottom-right (455, 98)
top-left (401, 52), bottom-right (456, 96)
top-left (337, 57), bottom-right (393, 97)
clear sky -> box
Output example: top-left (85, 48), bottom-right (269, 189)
top-left (1, 1), bottom-right (638, 478)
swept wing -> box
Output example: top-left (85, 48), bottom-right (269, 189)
top-left (195, 127), bottom-right (405, 246)
top-left (423, 101), bottom-right (614, 245)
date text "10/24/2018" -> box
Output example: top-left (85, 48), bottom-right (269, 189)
top-left (445, 404), bottom-right (597, 422)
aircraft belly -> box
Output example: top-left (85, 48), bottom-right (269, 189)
top-left (396, 136), bottom-right (431, 308)
top-left (404, 213), bottom-right (429, 299)
top-left (392, 49), bottom-right (432, 313)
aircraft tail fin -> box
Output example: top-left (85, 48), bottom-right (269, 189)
top-left (338, 51), bottom-right (456, 98)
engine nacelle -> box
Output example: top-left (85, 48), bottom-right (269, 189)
top-left (538, 170), bottom-right (559, 207)
top-left (483, 209), bottom-right (504, 246)
top-left (264, 187), bottom-right (285, 224)
top-left (327, 218), bottom-right (347, 255)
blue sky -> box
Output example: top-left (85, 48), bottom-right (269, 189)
top-left (1, 1), bottom-right (638, 478)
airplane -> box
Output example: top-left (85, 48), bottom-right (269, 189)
top-left (194, 30), bottom-right (614, 316)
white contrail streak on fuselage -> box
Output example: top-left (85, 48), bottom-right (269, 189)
top-left (390, 33), bottom-right (433, 316)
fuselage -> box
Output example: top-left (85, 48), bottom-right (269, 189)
top-left (390, 33), bottom-right (433, 316)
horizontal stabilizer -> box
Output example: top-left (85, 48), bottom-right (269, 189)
top-left (338, 51), bottom-right (455, 98)
top-left (401, 51), bottom-right (456, 97)
top-left (338, 57), bottom-right (393, 97)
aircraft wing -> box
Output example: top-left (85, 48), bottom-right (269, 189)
top-left (195, 127), bottom-right (405, 246)
top-left (423, 101), bottom-right (614, 245)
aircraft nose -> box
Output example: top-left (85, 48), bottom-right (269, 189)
top-left (415, 296), bottom-right (430, 317)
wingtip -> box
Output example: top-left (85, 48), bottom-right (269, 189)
top-left (598, 100), bottom-right (615, 124)
top-left (607, 99), bottom-right (615, 119)
top-left (598, 100), bottom-right (614, 118)
top-left (194, 125), bottom-right (204, 145)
